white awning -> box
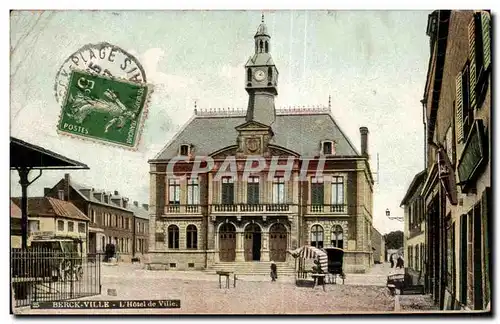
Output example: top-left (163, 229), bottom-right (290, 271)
top-left (289, 245), bottom-right (328, 273)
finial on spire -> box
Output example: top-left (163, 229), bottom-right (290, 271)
top-left (194, 100), bottom-right (197, 109)
top-left (262, 13), bottom-right (264, 23)
top-left (328, 95), bottom-right (331, 109)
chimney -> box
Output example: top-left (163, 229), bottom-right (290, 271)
top-left (114, 190), bottom-right (119, 196)
top-left (122, 198), bottom-right (128, 209)
top-left (142, 204), bottom-right (149, 211)
top-left (133, 201), bottom-right (138, 207)
top-left (44, 187), bottom-right (51, 196)
top-left (360, 127), bottom-right (369, 157)
top-left (63, 173), bottom-right (71, 201)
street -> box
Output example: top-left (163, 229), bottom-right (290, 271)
top-left (15, 263), bottom-right (406, 315)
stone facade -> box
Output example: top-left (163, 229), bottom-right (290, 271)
top-left (148, 18), bottom-right (375, 273)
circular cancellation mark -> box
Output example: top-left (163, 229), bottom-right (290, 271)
top-left (54, 42), bottom-right (147, 106)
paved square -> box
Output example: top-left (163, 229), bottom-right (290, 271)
top-left (15, 263), bottom-right (402, 315)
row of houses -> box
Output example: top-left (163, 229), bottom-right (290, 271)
top-left (11, 173), bottom-right (149, 261)
top-left (402, 10), bottom-right (491, 311)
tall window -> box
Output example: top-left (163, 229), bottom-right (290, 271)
top-left (221, 177), bottom-right (234, 204)
top-left (90, 210), bottom-right (96, 223)
top-left (268, 66), bottom-right (272, 81)
top-left (247, 176), bottom-right (260, 204)
top-left (168, 225), bottom-right (179, 249)
top-left (331, 176), bottom-right (344, 212)
top-left (247, 68), bottom-right (252, 82)
top-left (311, 177), bottom-right (324, 205)
top-left (311, 225), bottom-right (324, 248)
top-left (78, 223), bottom-right (86, 233)
top-left (272, 176), bottom-right (285, 204)
top-left (187, 177), bottom-right (200, 205)
top-left (57, 220), bottom-right (65, 231)
top-left (265, 41), bottom-right (269, 53)
top-left (169, 179), bottom-right (181, 205)
top-left (330, 225), bottom-right (343, 249)
top-left (68, 221), bottom-right (74, 232)
top-left (186, 225), bottom-right (198, 249)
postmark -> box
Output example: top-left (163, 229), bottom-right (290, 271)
top-left (54, 43), bottom-right (147, 106)
top-left (57, 69), bottom-right (152, 149)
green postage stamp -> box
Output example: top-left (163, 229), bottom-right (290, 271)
top-left (57, 70), bottom-right (152, 149)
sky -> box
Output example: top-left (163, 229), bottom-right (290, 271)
top-left (10, 10), bottom-right (431, 234)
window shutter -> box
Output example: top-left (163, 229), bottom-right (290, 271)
top-left (468, 17), bottom-right (477, 110)
top-left (481, 11), bottom-right (491, 71)
top-left (455, 72), bottom-right (464, 142)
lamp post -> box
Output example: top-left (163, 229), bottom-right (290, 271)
top-left (386, 208), bottom-right (404, 222)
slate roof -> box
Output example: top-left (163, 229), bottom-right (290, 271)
top-left (400, 170), bottom-right (427, 207)
top-left (11, 197), bottom-right (90, 221)
top-left (128, 203), bottom-right (149, 220)
top-left (153, 112), bottom-right (360, 161)
top-left (245, 53), bottom-right (275, 67)
top-left (68, 180), bottom-right (132, 213)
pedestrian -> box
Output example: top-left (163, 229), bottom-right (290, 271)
top-left (397, 255), bottom-right (404, 269)
top-left (270, 261), bottom-right (277, 282)
top-left (390, 254), bottom-right (394, 268)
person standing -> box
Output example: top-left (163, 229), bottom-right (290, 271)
top-left (270, 261), bottom-right (277, 282)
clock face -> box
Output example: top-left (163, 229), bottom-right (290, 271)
top-left (254, 70), bottom-right (266, 81)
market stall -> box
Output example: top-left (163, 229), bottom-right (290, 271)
top-left (289, 245), bottom-right (328, 286)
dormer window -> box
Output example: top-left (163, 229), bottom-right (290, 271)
top-left (321, 141), bottom-right (335, 155)
top-left (179, 144), bottom-right (191, 156)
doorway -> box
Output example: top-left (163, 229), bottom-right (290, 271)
top-left (244, 223), bottom-right (261, 261)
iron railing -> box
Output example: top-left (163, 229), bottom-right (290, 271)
top-left (11, 248), bottom-right (101, 308)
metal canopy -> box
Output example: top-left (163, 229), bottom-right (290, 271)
top-left (10, 137), bottom-right (89, 250)
top-left (10, 137), bottom-right (89, 170)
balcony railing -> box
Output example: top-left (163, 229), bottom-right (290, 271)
top-left (211, 204), bottom-right (292, 213)
top-left (164, 204), bottom-right (200, 214)
top-left (307, 204), bottom-right (347, 214)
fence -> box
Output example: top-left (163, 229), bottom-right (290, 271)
top-left (11, 249), bottom-right (101, 308)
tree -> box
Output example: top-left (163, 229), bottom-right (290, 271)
top-left (383, 231), bottom-right (404, 250)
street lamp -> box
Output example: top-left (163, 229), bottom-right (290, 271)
top-left (386, 208), bottom-right (404, 222)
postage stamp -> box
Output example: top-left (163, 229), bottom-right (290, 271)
top-left (56, 69), bottom-right (152, 149)
top-left (54, 42), bottom-right (147, 106)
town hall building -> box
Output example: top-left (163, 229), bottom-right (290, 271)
top-left (148, 17), bottom-right (375, 273)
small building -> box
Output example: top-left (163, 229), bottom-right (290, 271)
top-left (45, 174), bottom-right (135, 261)
top-left (401, 170), bottom-right (426, 285)
top-left (128, 201), bottom-right (150, 259)
top-left (371, 227), bottom-right (385, 264)
top-left (11, 197), bottom-right (90, 252)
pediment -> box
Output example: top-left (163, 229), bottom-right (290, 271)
top-left (235, 120), bottom-right (271, 131)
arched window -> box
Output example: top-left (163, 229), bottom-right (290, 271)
top-left (259, 40), bottom-right (263, 53)
top-left (331, 225), bottom-right (344, 249)
top-left (310, 225), bottom-right (324, 248)
top-left (186, 225), bottom-right (198, 249)
top-left (247, 68), bottom-right (252, 82)
top-left (265, 41), bottom-right (269, 53)
top-left (168, 225), bottom-right (179, 249)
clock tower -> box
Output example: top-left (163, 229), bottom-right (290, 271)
top-left (244, 15), bottom-right (279, 126)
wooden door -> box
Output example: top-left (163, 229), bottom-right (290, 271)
top-left (270, 224), bottom-right (287, 262)
top-left (219, 224), bottom-right (236, 262)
